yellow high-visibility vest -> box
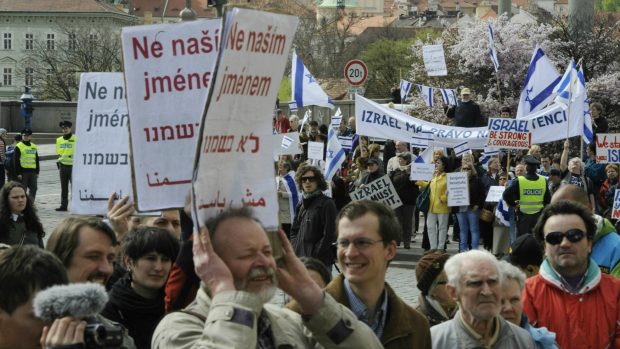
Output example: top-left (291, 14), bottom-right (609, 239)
top-left (16, 142), bottom-right (37, 169)
top-left (56, 135), bottom-right (76, 166)
top-left (518, 176), bottom-right (546, 214)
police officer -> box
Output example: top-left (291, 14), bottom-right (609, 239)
top-left (56, 121), bottom-right (75, 211)
top-left (502, 155), bottom-right (551, 237)
top-left (14, 128), bottom-right (39, 200)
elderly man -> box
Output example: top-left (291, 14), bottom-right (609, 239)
top-left (386, 141), bottom-right (409, 175)
top-left (524, 201), bottom-right (620, 349)
top-left (446, 87), bottom-right (483, 127)
top-left (152, 207), bottom-right (381, 348)
top-left (560, 140), bottom-right (596, 208)
top-left (289, 200), bottom-right (432, 348)
top-left (431, 249), bottom-right (533, 348)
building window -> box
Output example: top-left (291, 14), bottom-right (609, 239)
top-left (47, 33), bottom-right (55, 50)
top-left (25, 67), bottom-right (34, 86)
top-left (3, 68), bottom-right (12, 86)
top-left (68, 33), bottom-right (76, 50)
top-left (25, 33), bottom-right (33, 50)
top-left (3, 33), bottom-right (11, 50)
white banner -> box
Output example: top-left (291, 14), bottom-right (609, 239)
top-left (447, 172), bottom-right (469, 207)
top-left (595, 133), bottom-right (620, 164)
top-left (71, 73), bottom-right (133, 215)
top-left (422, 44), bottom-right (447, 76)
top-left (410, 163), bottom-right (435, 181)
top-left (349, 175), bottom-right (402, 209)
top-left (520, 103), bottom-right (581, 144)
top-left (192, 9), bottom-right (298, 230)
top-left (121, 19), bottom-right (220, 211)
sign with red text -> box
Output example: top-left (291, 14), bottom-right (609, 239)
top-left (486, 118), bottom-right (532, 149)
top-left (192, 9), bottom-right (298, 230)
top-left (595, 133), bottom-right (620, 164)
top-left (121, 19), bottom-right (220, 211)
top-left (71, 73), bottom-right (133, 215)
top-left (344, 59), bottom-right (367, 86)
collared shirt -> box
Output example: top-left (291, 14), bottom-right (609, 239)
top-left (459, 310), bottom-right (500, 349)
top-left (343, 278), bottom-right (388, 339)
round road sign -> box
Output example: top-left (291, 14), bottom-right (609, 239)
top-left (344, 59), bottom-right (368, 86)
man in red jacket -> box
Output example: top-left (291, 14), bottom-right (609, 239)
top-left (523, 201), bottom-right (620, 349)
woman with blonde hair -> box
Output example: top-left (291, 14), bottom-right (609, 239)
top-left (417, 156), bottom-right (450, 252)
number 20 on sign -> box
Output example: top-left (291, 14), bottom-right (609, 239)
top-left (344, 59), bottom-right (368, 86)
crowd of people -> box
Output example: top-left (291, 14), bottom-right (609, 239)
top-left (0, 93), bottom-right (618, 348)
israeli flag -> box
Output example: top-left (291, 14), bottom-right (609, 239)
top-left (324, 128), bottom-right (346, 181)
top-left (411, 130), bottom-right (434, 148)
top-left (495, 199), bottom-right (511, 227)
top-left (300, 110), bottom-right (311, 134)
top-left (415, 146), bottom-right (434, 164)
top-left (331, 108), bottom-right (342, 129)
top-left (453, 141), bottom-right (471, 157)
top-left (487, 20), bottom-right (500, 72)
top-left (400, 79), bottom-right (413, 103)
top-left (479, 147), bottom-right (500, 169)
top-left (417, 84), bottom-right (434, 107)
top-left (554, 61), bottom-right (593, 144)
top-left (281, 135), bottom-right (294, 149)
top-left (516, 46), bottom-right (561, 118)
top-left (292, 50), bottom-right (335, 109)
top-left (440, 88), bottom-right (458, 106)
top-left (288, 101), bottom-right (298, 111)
top-left (281, 172), bottom-right (299, 224)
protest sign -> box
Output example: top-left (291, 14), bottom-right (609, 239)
top-left (71, 73), bottom-right (133, 215)
top-left (410, 163), bottom-right (435, 181)
top-left (308, 141), bottom-right (324, 160)
top-left (192, 9), bottom-right (298, 230)
top-left (273, 132), bottom-right (303, 156)
top-left (612, 189), bottom-right (620, 220)
top-left (349, 175), bottom-right (402, 209)
top-left (121, 19), bottom-right (220, 211)
top-left (356, 94), bottom-right (489, 149)
top-left (487, 118), bottom-right (532, 149)
top-left (422, 44), bottom-right (447, 76)
top-left (485, 186), bottom-right (506, 202)
top-left (338, 136), bottom-right (353, 150)
top-left (447, 172), bottom-right (469, 207)
top-left (595, 133), bottom-right (620, 163)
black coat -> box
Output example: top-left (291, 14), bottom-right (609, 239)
top-left (390, 168), bottom-right (419, 205)
top-left (290, 193), bottom-right (337, 268)
top-left (446, 100), bottom-right (482, 127)
top-left (468, 176), bottom-right (486, 209)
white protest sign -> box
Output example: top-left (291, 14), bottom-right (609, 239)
top-left (595, 133), bottom-right (620, 163)
top-left (487, 118), bottom-right (532, 149)
top-left (273, 132), bottom-right (303, 156)
top-left (612, 189), bottom-right (620, 220)
top-left (192, 9), bottom-right (298, 230)
top-left (338, 136), bottom-right (353, 150)
top-left (410, 163), bottom-right (435, 181)
top-left (485, 186), bottom-right (506, 202)
top-left (355, 94), bottom-right (489, 149)
top-left (349, 175), bottom-right (402, 209)
top-left (447, 172), bottom-right (469, 207)
top-left (307, 141), bottom-right (324, 160)
top-left (422, 44), bottom-right (447, 76)
top-left (71, 73), bottom-right (133, 215)
top-left (121, 19), bottom-right (220, 211)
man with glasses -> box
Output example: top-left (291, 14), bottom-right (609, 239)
top-left (290, 200), bottom-right (432, 348)
top-left (55, 120), bottom-right (76, 211)
top-left (523, 201), bottom-right (620, 349)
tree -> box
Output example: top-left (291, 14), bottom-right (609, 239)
top-left (21, 25), bottom-right (123, 101)
top-left (596, 0), bottom-right (620, 12)
top-left (361, 38), bottom-right (415, 98)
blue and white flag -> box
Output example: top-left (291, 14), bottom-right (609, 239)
top-left (325, 128), bottom-right (346, 181)
top-left (292, 50), bottom-right (335, 109)
top-left (553, 61), bottom-right (593, 143)
top-left (417, 84), bottom-right (434, 107)
top-left (453, 141), bottom-right (471, 157)
top-left (495, 199), bottom-right (511, 227)
top-left (440, 88), bottom-right (458, 106)
top-left (411, 130), bottom-right (434, 148)
top-left (487, 20), bottom-right (500, 72)
top-left (516, 46), bottom-right (561, 118)
top-left (415, 146), bottom-right (434, 164)
top-left (281, 171), bottom-right (299, 224)
top-left (281, 135), bottom-right (294, 149)
top-left (288, 101), bottom-right (298, 111)
top-left (479, 147), bottom-right (499, 169)
top-left (331, 108), bottom-right (342, 129)
top-left (400, 79), bottom-right (413, 103)
top-left (300, 110), bottom-right (311, 135)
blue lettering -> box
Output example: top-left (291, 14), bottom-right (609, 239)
top-left (609, 149), bottom-right (620, 163)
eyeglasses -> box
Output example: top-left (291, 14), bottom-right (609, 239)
top-left (333, 238), bottom-right (384, 250)
top-left (544, 229), bottom-right (586, 245)
top-left (300, 176), bottom-right (316, 182)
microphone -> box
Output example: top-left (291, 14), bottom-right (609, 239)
top-left (33, 283), bottom-right (108, 322)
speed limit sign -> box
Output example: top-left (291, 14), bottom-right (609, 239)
top-left (344, 59), bottom-right (368, 86)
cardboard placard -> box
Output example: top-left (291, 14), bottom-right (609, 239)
top-left (422, 44), bottom-right (447, 76)
top-left (410, 163), bottom-right (435, 181)
top-left (595, 133), bottom-right (620, 164)
top-left (612, 189), bottom-right (620, 220)
top-left (485, 186), bottom-right (506, 202)
top-left (349, 175), bottom-right (402, 209)
top-left (447, 172), bottom-right (469, 207)
top-left (307, 141), bottom-right (325, 160)
top-left (487, 118), bottom-right (532, 149)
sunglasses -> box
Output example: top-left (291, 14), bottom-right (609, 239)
top-left (544, 229), bottom-right (586, 245)
top-left (300, 176), bottom-right (317, 182)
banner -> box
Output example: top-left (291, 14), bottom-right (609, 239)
top-left (487, 117), bottom-right (532, 149)
top-left (422, 44), bottom-right (447, 76)
top-left (613, 189), bottom-right (620, 220)
top-left (349, 175), bottom-right (402, 209)
top-left (595, 133), bottom-right (620, 163)
top-left (121, 19), bottom-right (220, 210)
top-left (71, 73), bottom-right (133, 215)
top-left (447, 172), bottom-right (469, 207)
top-left (356, 94), bottom-right (489, 149)
top-left (192, 9), bottom-right (298, 230)
top-left (521, 103), bottom-right (581, 144)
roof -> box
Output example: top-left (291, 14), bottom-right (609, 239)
top-left (440, 0), bottom-right (477, 8)
top-left (319, 0), bottom-right (360, 8)
top-left (131, 0), bottom-right (216, 18)
top-left (0, 0), bottom-right (130, 15)
top-left (338, 15), bottom-right (398, 35)
top-left (479, 8), bottom-right (497, 20)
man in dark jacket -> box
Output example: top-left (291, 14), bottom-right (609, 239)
top-left (446, 88), bottom-right (483, 128)
top-left (389, 152), bottom-right (418, 248)
top-left (290, 165), bottom-right (338, 269)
